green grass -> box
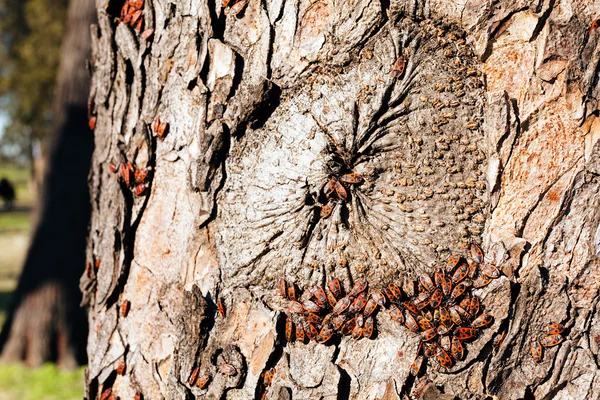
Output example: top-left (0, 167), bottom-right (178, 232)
top-left (0, 211), bottom-right (31, 231)
top-left (0, 363), bottom-right (84, 400)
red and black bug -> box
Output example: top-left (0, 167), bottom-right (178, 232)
top-left (198, 374), bottom-right (211, 389)
top-left (471, 313), bottom-right (494, 329)
top-left (328, 276), bottom-right (342, 298)
top-left (480, 263), bottom-right (501, 279)
top-left (454, 327), bottom-right (477, 340)
top-left (470, 243), bottom-right (484, 263)
top-left (405, 312), bottom-right (420, 333)
top-left (429, 288), bottom-right (443, 309)
top-left (121, 299), bottom-right (131, 317)
top-left (410, 356), bottom-right (424, 376)
top-left (540, 334), bottom-right (563, 348)
top-left (544, 323), bottom-right (565, 335)
top-left (390, 304), bottom-right (405, 324)
top-left (218, 363), bottom-right (238, 376)
top-left (437, 348), bottom-right (453, 368)
top-left (391, 56), bottom-right (406, 78)
top-left (349, 279), bottom-right (368, 297)
top-left (446, 255), bottom-right (461, 273)
top-left (451, 338), bottom-right (465, 360)
top-left (420, 328), bottom-right (437, 342)
top-left (531, 338), bottom-right (543, 362)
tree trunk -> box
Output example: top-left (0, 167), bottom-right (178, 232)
top-left (0, 0), bottom-right (95, 368)
top-left (83, 0), bottom-right (600, 398)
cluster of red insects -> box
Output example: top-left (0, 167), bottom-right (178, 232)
top-left (278, 243), bottom-right (502, 378)
top-left (320, 172), bottom-right (364, 218)
top-left (394, 243), bottom-right (500, 377)
top-left (279, 276), bottom-right (382, 343)
top-left (530, 322), bottom-right (565, 362)
top-left (118, 0), bottom-right (154, 39)
top-left (109, 160), bottom-right (150, 196)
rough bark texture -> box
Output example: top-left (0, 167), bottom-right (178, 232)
top-left (0, 0), bottom-right (95, 368)
top-left (84, 0), bottom-right (600, 398)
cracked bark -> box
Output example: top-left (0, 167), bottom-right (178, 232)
top-left (84, 0), bottom-right (600, 398)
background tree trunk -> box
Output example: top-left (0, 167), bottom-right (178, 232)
top-left (83, 0), bottom-right (600, 398)
top-left (0, 0), bottom-right (95, 368)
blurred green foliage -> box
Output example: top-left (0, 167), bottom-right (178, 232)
top-left (0, 363), bottom-right (84, 399)
top-left (0, 0), bottom-right (68, 162)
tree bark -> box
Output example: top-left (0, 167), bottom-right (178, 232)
top-left (84, 0), bottom-right (600, 398)
top-left (0, 0), bottom-right (95, 368)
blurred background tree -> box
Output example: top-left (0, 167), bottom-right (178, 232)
top-left (0, 0), bottom-right (94, 375)
top-left (0, 0), bottom-right (68, 172)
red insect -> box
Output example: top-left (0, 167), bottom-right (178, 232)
top-left (263, 368), bottom-right (275, 386)
top-left (352, 323), bottom-right (364, 340)
top-left (451, 338), bottom-right (465, 360)
top-left (152, 116), bottom-right (169, 139)
top-left (589, 19), bottom-right (600, 35)
top-left (277, 277), bottom-right (287, 298)
top-left (450, 282), bottom-right (468, 301)
top-left (459, 295), bottom-right (471, 311)
top-left (116, 360), bottom-right (126, 375)
top-left (401, 301), bottom-right (419, 315)
top-left (429, 288), bottom-right (443, 309)
top-left (420, 328), bottom-right (437, 342)
top-left (287, 282), bottom-right (298, 301)
top-left (402, 277), bottom-right (416, 298)
top-left (531, 338), bottom-right (543, 362)
top-left (363, 298), bottom-right (378, 318)
top-left (434, 268), bottom-right (445, 287)
top-left (134, 391), bottom-right (143, 400)
top-left (439, 306), bottom-right (453, 327)
top-left (470, 243), bottom-right (484, 263)
top-left (304, 322), bottom-right (319, 341)
top-left (217, 298), bottom-right (226, 317)
top-left (141, 28), bottom-right (154, 40)
top-left (318, 325), bottom-right (334, 343)
top-left (446, 255), bottom-right (461, 273)
top-left (449, 307), bottom-right (463, 326)
top-left (424, 342), bottom-right (438, 357)
top-left (88, 116), bottom-right (97, 130)
top-left (349, 279), bottom-right (368, 297)
top-left (218, 363), bottom-right (238, 376)
top-left (469, 295), bottom-right (481, 316)
top-left (405, 312), bottom-right (420, 333)
top-left (363, 316), bottom-right (374, 339)
top-left (417, 316), bottom-right (434, 331)
top-left (493, 331), bottom-right (507, 348)
top-left (134, 166), bottom-right (150, 183)
top-left (480, 263), bottom-right (501, 279)
top-left (323, 177), bottom-right (338, 199)
top-left (454, 327), bottom-right (477, 340)
top-left (467, 262), bottom-right (478, 279)
top-left (100, 388), bottom-right (113, 400)
top-left (540, 334), bottom-right (563, 347)
top-left (288, 301), bottom-right (305, 314)
top-left (390, 304), bottom-right (405, 324)
top-left (320, 201), bottom-right (336, 219)
top-left (188, 367), bottom-right (200, 385)
top-left (306, 313), bottom-right (322, 325)
top-left (371, 288), bottom-right (386, 306)
top-left (415, 292), bottom-right (430, 310)
top-left (327, 276), bottom-right (342, 298)
top-left (121, 299), bottom-right (131, 317)
top-left (471, 313), bottom-right (494, 329)
top-left (332, 314), bottom-right (348, 330)
top-left (197, 374), bottom-right (211, 389)
top-left (108, 162), bottom-right (119, 173)
top-left (391, 56), bottom-right (406, 78)
top-left (440, 335), bottom-right (451, 351)
top-left (355, 313), bottom-right (364, 327)
top-left (119, 162), bottom-right (133, 187)
top-left (441, 277), bottom-right (453, 297)
top-left (453, 305), bottom-right (470, 321)
top-left (302, 300), bottom-right (321, 313)
top-left (341, 318), bottom-right (357, 336)
top-left (412, 377), bottom-right (433, 399)
top-left (451, 264), bottom-right (469, 284)
top-left (295, 322), bottom-right (305, 342)
top-left (349, 292), bottom-right (369, 313)
top-left (437, 348), bottom-right (453, 368)
top-left (285, 317), bottom-right (294, 341)
top-left (473, 275), bottom-right (493, 288)
top-left (437, 324), bottom-right (451, 336)
top-left (313, 286), bottom-right (328, 306)
top-left (544, 323), bottom-right (565, 335)
top-left (333, 179), bottom-right (348, 201)
top-left (387, 282), bottom-right (403, 301)
top-left (227, 0), bottom-right (249, 16)
top-left (419, 273), bottom-right (435, 293)
top-left (340, 172), bottom-right (363, 185)
top-left (134, 183), bottom-right (147, 196)
top-left (410, 356), bottom-right (424, 376)
top-left (325, 288), bottom-right (338, 307)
